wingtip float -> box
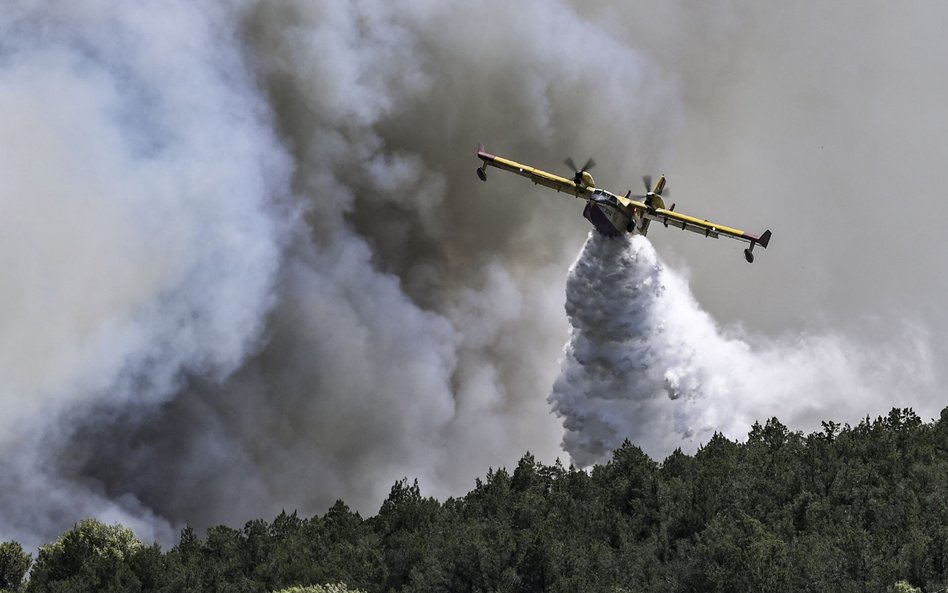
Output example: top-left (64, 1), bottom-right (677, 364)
top-left (476, 143), bottom-right (772, 263)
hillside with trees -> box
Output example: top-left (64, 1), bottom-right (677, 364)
top-left (3, 408), bottom-right (946, 593)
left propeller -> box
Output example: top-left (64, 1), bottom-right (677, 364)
top-left (564, 157), bottom-right (596, 186)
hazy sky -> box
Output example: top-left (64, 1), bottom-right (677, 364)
top-left (582, 2), bottom-right (948, 342)
top-left (0, 0), bottom-right (945, 548)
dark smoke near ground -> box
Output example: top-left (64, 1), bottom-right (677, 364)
top-left (0, 1), bottom-right (942, 549)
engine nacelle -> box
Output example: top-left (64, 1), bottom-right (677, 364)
top-left (580, 170), bottom-right (596, 188)
top-left (646, 193), bottom-right (666, 210)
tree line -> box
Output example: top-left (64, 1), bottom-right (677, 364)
top-left (2, 407), bottom-right (946, 592)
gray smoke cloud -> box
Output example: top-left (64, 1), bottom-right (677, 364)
top-left (0, 0), bottom-right (944, 550)
top-left (0, 1), bottom-right (291, 546)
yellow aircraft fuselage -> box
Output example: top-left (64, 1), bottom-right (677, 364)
top-left (475, 144), bottom-right (771, 262)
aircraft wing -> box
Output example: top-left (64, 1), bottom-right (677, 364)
top-left (644, 207), bottom-right (772, 249)
top-left (476, 144), bottom-right (588, 197)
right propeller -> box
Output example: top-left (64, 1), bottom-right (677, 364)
top-left (632, 174), bottom-right (669, 204)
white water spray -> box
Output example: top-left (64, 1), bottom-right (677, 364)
top-left (550, 232), bottom-right (934, 465)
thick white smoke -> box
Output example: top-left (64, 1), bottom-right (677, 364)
top-left (0, 2), bottom-right (290, 546)
top-left (551, 232), bottom-right (934, 465)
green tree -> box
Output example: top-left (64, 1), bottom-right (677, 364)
top-left (202, 524), bottom-right (256, 592)
top-left (161, 525), bottom-right (205, 593)
top-left (373, 479), bottom-right (440, 592)
top-left (27, 519), bottom-right (153, 593)
top-left (0, 541), bottom-right (31, 592)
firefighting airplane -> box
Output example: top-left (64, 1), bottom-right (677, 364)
top-left (476, 144), bottom-right (771, 263)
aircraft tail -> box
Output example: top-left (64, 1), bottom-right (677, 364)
top-left (651, 175), bottom-right (666, 195)
top-left (758, 229), bottom-right (772, 249)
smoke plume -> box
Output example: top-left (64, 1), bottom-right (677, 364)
top-left (0, 0), bottom-right (943, 550)
top-left (0, 1), bottom-right (291, 545)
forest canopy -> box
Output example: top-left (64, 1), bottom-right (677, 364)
top-left (4, 407), bottom-right (947, 593)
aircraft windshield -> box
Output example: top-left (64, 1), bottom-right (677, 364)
top-left (592, 189), bottom-right (619, 202)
